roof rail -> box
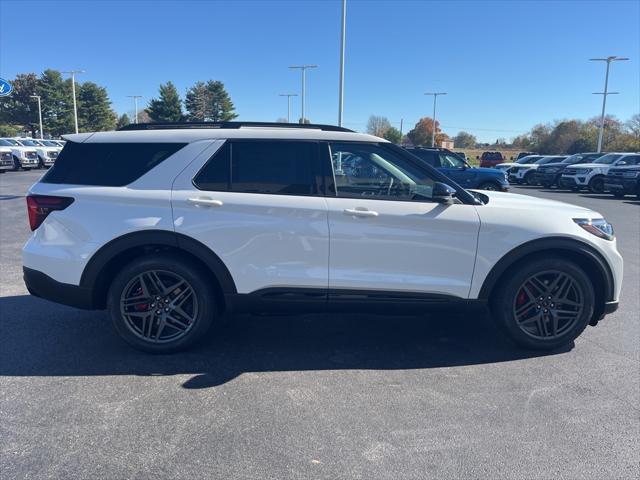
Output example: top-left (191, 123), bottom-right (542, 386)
top-left (117, 121), bottom-right (354, 133)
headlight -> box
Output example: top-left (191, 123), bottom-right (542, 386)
top-left (622, 171), bottom-right (640, 178)
top-left (573, 218), bottom-right (614, 241)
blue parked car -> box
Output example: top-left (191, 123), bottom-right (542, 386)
top-left (405, 147), bottom-right (509, 191)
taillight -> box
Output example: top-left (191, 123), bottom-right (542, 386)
top-left (26, 195), bottom-right (74, 231)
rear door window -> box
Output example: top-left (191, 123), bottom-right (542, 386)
top-left (194, 140), bottom-right (318, 196)
top-left (42, 142), bottom-right (186, 186)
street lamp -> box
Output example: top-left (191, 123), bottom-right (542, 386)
top-left (424, 92), bottom-right (447, 147)
top-left (30, 95), bottom-right (43, 139)
top-left (289, 65), bottom-right (317, 123)
top-left (338, 0), bottom-right (347, 127)
top-left (278, 93), bottom-right (298, 123)
top-left (127, 95), bottom-right (143, 124)
top-left (61, 70), bottom-right (84, 134)
top-left (590, 56), bottom-right (629, 152)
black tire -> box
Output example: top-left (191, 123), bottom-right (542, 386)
top-left (588, 176), bottom-right (605, 194)
top-left (525, 172), bottom-right (537, 186)
top-left (490, 256), bottom-right (595, 350)
top-left (478, 181), bottom-right (500, 191)
top-left (107, 254), bottom-right (219, 353)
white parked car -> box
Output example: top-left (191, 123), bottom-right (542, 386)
top-left (0, 146), bottom-right (13, 172)
top-left (494, 155), bottom-right (543, 172)
top-left (508, 155), bottom-right (567, 185)
top-left (23, 122), bottom-right (622, 353)
top-left (0, 138), bottom-right (39, 170)
top-left (15, 138), bottom-right (60, 168)
top-left (560, 153), bottom-right (640, 193)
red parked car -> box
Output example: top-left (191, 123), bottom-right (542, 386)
top-left (479, 151), bottom-right (506, 168)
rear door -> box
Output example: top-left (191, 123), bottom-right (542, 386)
top-left (171, 139), bottom-right (329, 294)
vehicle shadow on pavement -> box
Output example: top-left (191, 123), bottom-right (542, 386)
top-left (0, 295), bottom-right (570, 388)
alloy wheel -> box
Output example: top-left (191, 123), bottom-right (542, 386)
top-left (120, 270), bottom-right (198, 344)
top-left (512, 270), bottom-right (584, 340)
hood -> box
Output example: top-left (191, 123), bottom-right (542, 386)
top-left (538, 162), bottom-right (567, 168)
top-left (472, 166), bottom-right (507, 177)
top-left (609, 165), bottom-right (640, 172)
top-left (470, 190), bottom-right (597, 216)
top-left (570, 163), bottom-right (607, 169)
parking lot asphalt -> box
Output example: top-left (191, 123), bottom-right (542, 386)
top-left (1, 170), bottom-right (638, 479)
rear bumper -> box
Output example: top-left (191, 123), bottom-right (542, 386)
top-left (23, 267), bottom-right (96, 310)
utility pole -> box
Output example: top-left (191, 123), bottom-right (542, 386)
top-left (127, 95), bottom-right (142, 124)
top-left (590, 56), bottom-right (629, 152)
top-left (338, 0), bottom-right (346, 127)
top-left (424, 92), bottom-right (447, 147)
top-left (30, 95), bottom-right (43, 139)
top-left (62, 70), bottom-right (84, 134)
top-left (289, 65), bottom-right (317, 123)
top-left (279, 94), bottom-right (298, 123)
top-left (399, 118), bottom-right (403, 143)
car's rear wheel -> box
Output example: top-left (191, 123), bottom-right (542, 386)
top-left (588, 176), bottom-right (605, 193)
top-left (107, 254), bottom-right (218, 353)
top-left (491, 257), bottom-right (594, 350)
top-left (478, 181), bottom-right (500, 191)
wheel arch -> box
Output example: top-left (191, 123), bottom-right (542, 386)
top-left (479, 237), bottom-right (614, 323)
top-left (80, 230), bottom-right (237, 310)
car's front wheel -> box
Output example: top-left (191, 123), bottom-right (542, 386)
top-left (478, 181), bottom-right (500, 191)
top-left (491, 257), bottom-right (594, 350)
top-left (588, 176), bottom-right (605, 193)
top-left (107, 254), bottom-right (219, 353)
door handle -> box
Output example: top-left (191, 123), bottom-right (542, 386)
top-left (188, 197), bottom-right (224, 207)
top-left (343, 208), bottom-right (379, 218)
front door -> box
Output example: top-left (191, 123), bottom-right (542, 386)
top-left (325, 142), bottom-right (480, 299)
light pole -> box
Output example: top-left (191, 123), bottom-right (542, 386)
top-left (30, 95), bottom-right (43, 139)
top-left (279, 94), bottom-right (298, 123)
top-left (62, 70), bottom-right (84, 134)
top-left (127, 95), bottom-right (142, 124)
top-left (590, 56), bottom-right (629, 152)
top-left (424, 92), bottom-right (447, 147)
top-left (289, 65), bottom-right (317, 123)
top-left (338, 0), bottom-right (346, 127)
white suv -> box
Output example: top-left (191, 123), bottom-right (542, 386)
top-left (508, 155), bottom-right (567, 185)
top-left (560, 153), bottom-right (640, 193)
top-left (22, 122), bottom-right (623, 353)
top-left (0, 138), bottom-right (39, 170)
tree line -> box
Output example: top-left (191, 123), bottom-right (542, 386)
top-left (366, 114), bottom-right (639, 153)
top-left (0, 70), bottom-right (237, 137)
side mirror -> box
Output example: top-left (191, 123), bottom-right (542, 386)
top-left (432, 182), bottom-right (457, 204)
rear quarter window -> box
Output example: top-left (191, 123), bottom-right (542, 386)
top-left (41, 141), bottom-right (187, 186)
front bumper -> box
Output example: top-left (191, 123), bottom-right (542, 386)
top-left (536, 172), bottom-right (561, 185)
top-left (20, 157), bottom-right (39, 167)
top-left (23, 267), bottom-right (96, 310)
top-left (560, 176), bottom-right (589, 188)
top-left (604, 178), bottom-right (639, 195)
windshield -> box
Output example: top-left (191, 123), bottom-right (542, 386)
top-left (19, 139), bottom-right (39, 146)
top-left (42, 141), bottom-right (58, 147)
top-left (0, 139), bottom-right (13, 146)
top-left (562, 153), bottom-right (601, 164)
top-left (534, 157), bottom-right (562, 164)
top-left (593, 154), bottom-right (623, 165)
top-left (1, 139), bottom-right (19, 146)
top-left (516, 155), bottom-right (541, 163)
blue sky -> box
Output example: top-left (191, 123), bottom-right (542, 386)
top-left (1, 0), bottom-right (638, 142)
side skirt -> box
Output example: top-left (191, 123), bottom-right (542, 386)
top-left (226, 288), bottom-right (487, 315)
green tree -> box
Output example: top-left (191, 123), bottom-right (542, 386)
top-left (407, 117), bottom-right (443, 146)
top-left (383, 126), bottom-right (402, 144)
top-left (38, 69), bottom-right (74, 136)
top-left (0, 73), bottom-right (40, 135)
top-left (148, 81), bottom-right (183, 122)
top-left (185, 80), bottom-right (237, 122)
top-left (0, 124), bottom-right (21, 136)
top-left (116, 113), bottom-right (131, 129)
top-left (453, 131), bottom-right (476, 148)
top-left (77, 82), bottom-right (117, 132)
top-left (366, 115), bottom-right (391, 137)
